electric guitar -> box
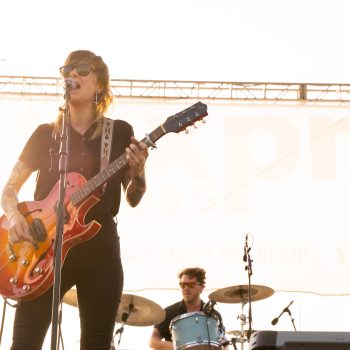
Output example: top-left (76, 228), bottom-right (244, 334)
top-left (0, 101), bottom-right (207, 301)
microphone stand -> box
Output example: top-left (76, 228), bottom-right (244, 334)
top-left (244, 237), bottom-right (253, 341)
top-left (271, 300), bottom-right (297, 332)
top-left (50, 85), bottom-right (71, 350)
top-left (114, 308), bottom-right (132, 347)
top-left (286, 308), bottom-right (297, 331)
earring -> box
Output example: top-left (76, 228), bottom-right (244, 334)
top-left (95, 90), bottom-right (99, 106)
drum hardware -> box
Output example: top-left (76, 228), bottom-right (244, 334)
top-left (208, 286), bottom-right (270, 350)
top-left (243, 233), bottom-right (253, 341)
top-left (63, 290), bottom-right (165, 349)
top-left (235, 301), bottom-right (250, 350)
top-left (114, 306), bottom-right (131, 347)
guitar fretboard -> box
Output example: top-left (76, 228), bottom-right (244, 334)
top-left (69, 101), bottom-right (207, 205)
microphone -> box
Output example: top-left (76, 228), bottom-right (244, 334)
top-left (243, 234), bottom-right (249, 262)
top-left (204, 300), bottom-right (216, 315)
top-left (65, 78), bottom-right (78, 90)
top-left (271, 300), bottom-right (294, 325)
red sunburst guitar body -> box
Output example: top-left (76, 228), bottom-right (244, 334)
top-left (0, 173), bottom-right (101, 301)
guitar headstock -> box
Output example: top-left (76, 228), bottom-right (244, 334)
top-left (163, 102), bottom-right (207, 134)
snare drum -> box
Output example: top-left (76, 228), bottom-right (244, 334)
top-left (170, 311), bottom-right (222, 349)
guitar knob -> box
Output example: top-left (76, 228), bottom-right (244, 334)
top-left (34, 266), bottom-right (43, 274)
top-left (185, 129), bottom-right (189, 134)
top-left (202, 120), bottom-right (206, 124)
top-left (9, 276), bottom-right (18, 285)
top-left (21, 259), bottom-right (29, 266)
top-left (22, 284), bottom-right (30, 292)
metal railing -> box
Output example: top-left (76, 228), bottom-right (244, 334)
top-left (1, 75), bottom-right (350, 102)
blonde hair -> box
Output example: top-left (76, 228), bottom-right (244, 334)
top-left (53, 50), bottom-right (114, 140)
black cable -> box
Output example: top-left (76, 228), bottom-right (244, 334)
top-left (0, 297), bottom-right (17, 346)
top-left (0, 298), bottom-right (6, 346)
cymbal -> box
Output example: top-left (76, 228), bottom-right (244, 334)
top-left (209, 284), bottom-right (274, 304)
top-left (116, 293), bottom-right (165, 326)
top-left (63, 290), bottom-right (165, 327)
top-left (63, 288), bottom-right (78, 307)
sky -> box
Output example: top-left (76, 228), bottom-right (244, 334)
top-left (1, 1), bottom-right (350, 349)
top-left (1, 0), bottom-right (350, 83)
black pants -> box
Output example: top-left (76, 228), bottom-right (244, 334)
top-left (11, 221), bottom-right (124, 350)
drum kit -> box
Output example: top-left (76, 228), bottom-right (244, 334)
top-left (62, 237), bottom-right (275, 349)
top-left (167, 284), bottom-right (275, 350)
top-left (62, 283), bottom-right (274, 350)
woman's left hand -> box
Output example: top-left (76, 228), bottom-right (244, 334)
top-left (125, 136), bottom-right (149, 178)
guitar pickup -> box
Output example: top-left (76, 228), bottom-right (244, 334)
top-left (30, 218), bottom-right (47, 242)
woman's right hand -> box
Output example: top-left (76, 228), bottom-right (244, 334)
top-left (8, 210), bottom-right (34, 244)
top-left (1, 160), bottom-right (35, 244)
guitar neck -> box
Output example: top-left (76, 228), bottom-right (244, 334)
top-left (70, 101), bottom-right (207, 205)
top-left (70, 125), bottom-right (165, 205)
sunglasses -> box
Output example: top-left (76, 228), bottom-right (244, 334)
top-left (179, 282), bottom-right (201, 289)
top-left (59, 64), bottom-right (94, 78)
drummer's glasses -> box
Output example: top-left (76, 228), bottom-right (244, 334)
top-left (59, 64), bottom-right (95, 78)
top-left (179, 282), bottom-right (201, 289)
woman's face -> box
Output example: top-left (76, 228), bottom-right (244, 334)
top-left (61, 62), bottom-right (100, 107)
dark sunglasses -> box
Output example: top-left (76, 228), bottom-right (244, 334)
top-left (179, 282), bottom-right (201, 289)
top-left (59, 64), bottom-right (94, 78)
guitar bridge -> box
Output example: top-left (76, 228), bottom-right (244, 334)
top-left (6, 242), bottom-right (16, 261)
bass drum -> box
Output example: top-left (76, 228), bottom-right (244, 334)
top-left (170, 311), bottom-right (223, 349)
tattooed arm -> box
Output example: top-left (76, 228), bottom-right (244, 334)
top-left (122, 136), bottom-right (148, 207)
top-left (1, 160), bottom-right (35, 243)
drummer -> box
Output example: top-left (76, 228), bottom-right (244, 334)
top-left (149, 267), bottom-right (226, 349)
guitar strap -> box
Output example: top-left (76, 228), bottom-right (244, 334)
top-left (100, 117), bottom-right (114, 194)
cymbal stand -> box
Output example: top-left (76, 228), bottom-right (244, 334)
top-left (235, 302), bottom-right (248, 350)
top-left (114, 304), bottom-right (133, 348)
